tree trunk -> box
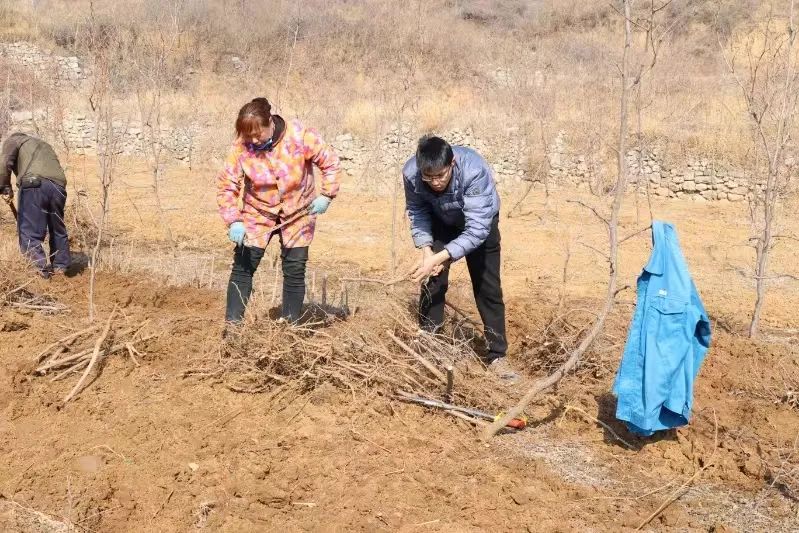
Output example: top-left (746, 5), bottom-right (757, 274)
top-left (749, 162), bottom-right (777, 338)
top-left (482, 0), bottom-right (634, 439)
top-left (747, 1), bottom-right (796, 337)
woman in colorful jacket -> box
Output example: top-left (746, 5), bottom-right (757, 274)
top-left (216, 97), bottom-right (341, 325)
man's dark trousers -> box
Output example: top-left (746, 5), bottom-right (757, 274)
top-left (17, 178), bottom-right (71, 272)
top-left (419, 214), bottom-right (507, 361)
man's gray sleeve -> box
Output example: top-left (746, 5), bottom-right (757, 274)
top-left (403, 174), bottom-right (434, 248)
top-left (0, 136), bottom-right (21, 190)
top-left (444, 168), bottom-right (496, 261)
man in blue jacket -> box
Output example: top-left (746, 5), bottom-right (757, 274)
top-left (403, 135), bottom-right (514, 378)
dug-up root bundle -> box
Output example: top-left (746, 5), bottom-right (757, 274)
top-left (33, 307), bottom-right (161, 402)
top-left (187, 298), bottom-right (510, 415)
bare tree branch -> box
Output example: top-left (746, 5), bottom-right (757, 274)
top-left (565, 199), bottom-right (609, 226)
top-left (483, 0), bottom-right (641, 439)
top-left (720, 1), bottom-right (799, 337)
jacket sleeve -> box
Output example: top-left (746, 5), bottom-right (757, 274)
top-left (403, 173), bottom-right (433, 249)
top-left (303, 126), bottom-right (341, 199)
top-left (0, 136), bottom-right (21, 189)
top-left (216, 144), bottom-right (245, 226)
top-left (444, 167), bottom-right (495, 261)
top-left (690, 295), bottom-right (712, 374)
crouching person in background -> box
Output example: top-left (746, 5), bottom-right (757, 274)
top-left (0, 132), bottom-right (71, 278)
top-left (216, 97), bottom-right (341, 329)
top-left (402, 135), bottom-right (517, 382)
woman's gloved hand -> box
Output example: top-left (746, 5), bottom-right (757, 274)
top-left (228, 222), bottom-right (246, 245)
top-left (309, 196), bottom-right (331, 215)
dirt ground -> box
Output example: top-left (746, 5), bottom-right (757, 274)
top-left (0, 161), bottom-right (798, 531)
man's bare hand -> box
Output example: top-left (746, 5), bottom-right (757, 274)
top-left (408, 246), bottom-right (432, 277)
top-left (409, 248), bottom-right (450, 283)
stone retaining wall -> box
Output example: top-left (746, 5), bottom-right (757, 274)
top-left (0, 42), bottom-right (85, 86)
top-left (332, 129), bottom-right (788, 202)
top-left (11, 110), bottom-right (197, 164)
top-left (331, 126), bottom-right (527, 192)
top-left (9, 109), bottom-right (782, 200)
top-left (626, 150), bottom-right (752, 202)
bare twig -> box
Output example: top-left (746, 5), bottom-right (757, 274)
top-left (91, 444), bottom-right (126, 461)
top-left (444, 301), bottom-right (482, 328)
top-left (51, 359), bottom-right (89, 382)
top-left (151, 489), bottom-right (174, 519)
top-left (2, 279), bottom-right (34, 299)
top-left (33, 323), bottom-right (101, 363)
top-left (125, 343), bottom-right (142, 366)
top-left (483, 0), bottom-right (636, 439)
top-left (37, 324), bottom-right (153, 374)
top-left (64, 307), bottom-right (117, 403)
top-left (340, 277), bottom-right (409, 287)
top-left (566, 199), bottom-right (609, 226)
top-left (620, 225), bottom-right (653, 244)
top-left (387, 331), bottom-right (447, 383)
top-left (350, 421), bottom-right (393, 454)
top-left (636, 410), bottom-right (719, 530)
top-left (562, 404), bottom-right (636, 450)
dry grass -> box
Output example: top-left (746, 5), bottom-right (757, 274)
top-left (0, 242), bottom-right (68, 316)
top-left (765, 433), bottom-right (799, 503)
top-left (342, 100), bottom-right (385, 139)
top-left (415, 90), bottom-right (472, 133)
top-left (0, 0), bottom-right (776, 167)
top-left (0, 500), bottom-right (71, 533)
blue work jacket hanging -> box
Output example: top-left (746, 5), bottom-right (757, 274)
top-left (613, 221), bottom-right (711, 436)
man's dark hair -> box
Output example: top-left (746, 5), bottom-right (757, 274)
top-left (416, 135), bottom-right (453, 174)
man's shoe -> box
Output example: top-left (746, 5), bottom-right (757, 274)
top-left (488, 357), bottom-right (519, 384)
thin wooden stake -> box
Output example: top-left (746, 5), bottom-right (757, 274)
top-left (445, 366), bottom-right (454, 402)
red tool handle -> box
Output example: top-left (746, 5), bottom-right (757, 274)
top-left (506, 418), bottom-right (527, 430)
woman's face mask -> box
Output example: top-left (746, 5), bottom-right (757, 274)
top-left (247, 138), bottom-right (275, 152)
top-left (246, 119), bottom-right (276, 152)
